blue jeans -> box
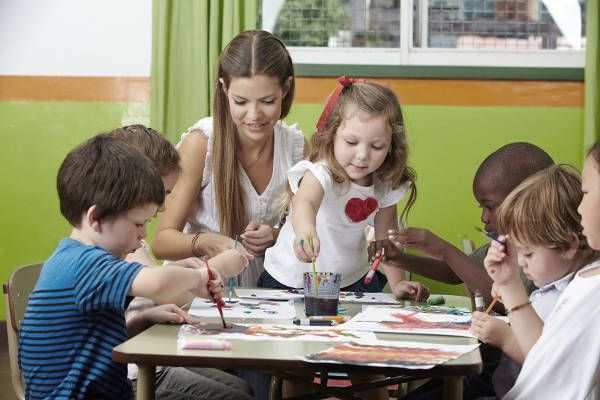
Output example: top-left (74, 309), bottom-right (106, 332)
top-left (257, 270), bottom-right (387, 293)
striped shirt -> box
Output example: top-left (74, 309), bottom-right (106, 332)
top-left (19, 238), bottom-right (143, 399)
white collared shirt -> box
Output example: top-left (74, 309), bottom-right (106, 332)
top-left (529, 271), bottom-right (574, 320)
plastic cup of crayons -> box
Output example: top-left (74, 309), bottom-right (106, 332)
top-left (303, 272), bottom-right (342, 316)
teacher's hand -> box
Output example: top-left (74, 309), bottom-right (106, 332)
top-left (240, 221), bottom-right (274, 256)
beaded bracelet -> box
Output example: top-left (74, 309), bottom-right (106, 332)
top-left (507, 301), bottom-right (531, 314)
top-left (191, 232), bottom-right (203, 258)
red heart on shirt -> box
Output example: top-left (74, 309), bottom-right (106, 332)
top-left (345, 197), bottom-right (379, 223)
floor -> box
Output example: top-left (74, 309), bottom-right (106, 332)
top-left (1, 322), bottom-right (18, 400)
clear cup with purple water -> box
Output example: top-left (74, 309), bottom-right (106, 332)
top-left (303, 272), bottom-right (342, 316)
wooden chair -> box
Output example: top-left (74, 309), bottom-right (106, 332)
top-left (3, 263), bottom-right (42, 400)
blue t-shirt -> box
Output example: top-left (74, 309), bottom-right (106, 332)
top-left (19, 238), bottom-right (143, 399)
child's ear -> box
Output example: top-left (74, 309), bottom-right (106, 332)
top-left (561, 233), bottom-right (581, 260)
top-left (86, 205), bottom-right (102, 232)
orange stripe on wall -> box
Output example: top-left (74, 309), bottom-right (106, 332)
top-left (0, 75), bottom-right (583, 107)
top-left (0, 76), bottom-right (150, 102)
top-left (295, 77), bottom-right (583, 107)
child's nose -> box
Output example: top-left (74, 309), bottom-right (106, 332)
top-left (356, 145), bottom-right (368, 160)
top-left (481, 209), bottom-right (491, 224)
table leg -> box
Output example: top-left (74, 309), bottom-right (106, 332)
top-left (442, 376), bottom-right (463, 400)
top-left (136, 365), bottom-right (156, 400)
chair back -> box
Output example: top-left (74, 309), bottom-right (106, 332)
top-left (3, 263), bottom-right (42, 400)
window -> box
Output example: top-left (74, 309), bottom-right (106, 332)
top-left (260, 0), bottom-right (586, 68)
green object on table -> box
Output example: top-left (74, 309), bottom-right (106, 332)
top-left (427, 295), bottom-right (445, 305)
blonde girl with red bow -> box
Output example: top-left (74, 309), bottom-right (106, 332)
top-left (262, 77), bottom-right (429, 301)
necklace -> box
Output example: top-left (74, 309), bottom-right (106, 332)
top-left (241, 137), bottom-right (271, 170)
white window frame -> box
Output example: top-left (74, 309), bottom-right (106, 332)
top-left (268, 0), bottom-right (585, 68)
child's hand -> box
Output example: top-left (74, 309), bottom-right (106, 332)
top-left (470, 311), bottom-right (510, 348)
top-left (166, 257), bottom-right (204, 269)
top-left (391, 281), bottom-right (430, 302)
top-left (293, 232), bottom-right (320, 262)
top-left (209, 248), bottom-right (253, 278)
top-left (484, 235), bottom-right (520, 287)
top-left (240, 221), bottom-right (275, 256)
top-left (388, 228), bottom-right (448, 260)
top-left (367, 239), bottom-right (403, 262)
top-left (125, 241), bottom-right (156, 266)
top-left (205, 268), bottom-right (225, 301)
top-left (140, 304), bottom-right (199, 325)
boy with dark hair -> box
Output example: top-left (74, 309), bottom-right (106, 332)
top-left (374, 142), bottom-right (554, 305)
top-left (18, 134), bottom-right (244, 399)
top-left (109, 125), bottom-right (254, 399)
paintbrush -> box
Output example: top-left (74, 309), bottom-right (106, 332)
top-left (307, 236), bottom-right (319, 295)
top-left (474, 226), bottom-right (505, 245)
top-left (364, 247), bottom-right (385, 284)
top-left (227, 235), bottom-right (240, 301)
top-left (204, 261), bottom-right (227, 329)
top-left (307, 236), bottom-right (317, 276)
top-left (300, 237), bottom-right (318, 295)
top-left (485, 296), bottom-right (499, 314)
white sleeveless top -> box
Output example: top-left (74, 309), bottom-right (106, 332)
top-left (264, 160), bottom-right (409, 288)
top-left (178, 117), bottom-right (305, 286)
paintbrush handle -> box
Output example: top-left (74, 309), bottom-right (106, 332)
top-left (485, 296), bottom-right (499, 314)
top-left (364, 255), bottom-right (383, 284)
top-left (364, 248), bottom-right (385, 284)
top-left (307, 236), bottom-right (317, 271)
top-left (204, 261), bottom-right (225, 308)
top-left (205, 262), bottom-right (227, 328)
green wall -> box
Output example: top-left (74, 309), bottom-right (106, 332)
top-left (0, 100), bottom-right (583, 319)
top-left (0, 101), bottom-right (150, 320)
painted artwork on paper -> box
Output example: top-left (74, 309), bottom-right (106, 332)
top-left (399, 305), bottom-right (471, 316)
top-left (304, 340), bottom-right (479, 369)
top-left (178, 323), bottom-right (376, 342)
top-left (343, 306), bottom-right (473, 337)
top-left (189, 298), bottom-right (297, 320)
top-left (234, 288), bottom-right (304, 301)
top-left (338, 291), bottom-right (401, 304)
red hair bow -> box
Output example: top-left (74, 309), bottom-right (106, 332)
top-left (315, 76), bottom-right (362, 134)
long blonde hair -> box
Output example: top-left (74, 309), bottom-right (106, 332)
top-left (212, 30), bottom-right (294, 237)
top-left (309, 81), bottom-right (417, 223)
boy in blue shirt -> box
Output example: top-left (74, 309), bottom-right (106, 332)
top-left (18, 134), bottom-right (235, 399)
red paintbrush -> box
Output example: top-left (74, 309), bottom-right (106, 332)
top-left (204, 261), bottom-right (227, 329)
top-left (364, 248), bottom-right (385, 284)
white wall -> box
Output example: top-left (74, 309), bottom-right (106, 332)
top-left (0, 0), bottom-right (152, 76)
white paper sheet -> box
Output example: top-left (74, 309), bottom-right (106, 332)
top-left (338, 291), bottom-right (401, 304)
top-left (234, 288), bottom-right (304, 301)
top-left (345, 306), bottom-right (474, 338)
top-left (189, 298), bottom-right (297, 320)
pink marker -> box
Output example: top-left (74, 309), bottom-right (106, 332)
top-left (364, 248), bottom-right (385, 284)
